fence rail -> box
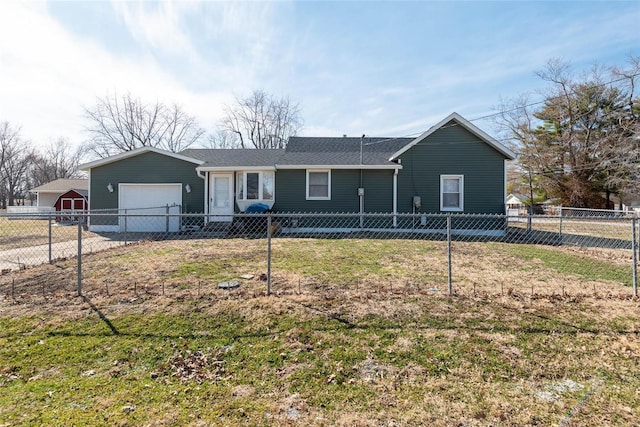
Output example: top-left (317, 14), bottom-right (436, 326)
top-left (1, 211), bottom-right (638, 299)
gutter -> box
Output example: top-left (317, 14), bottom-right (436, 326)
top-left (197, 170), bottom-right (208, 217)
top-left (393, 168), bottom-right (398, 227)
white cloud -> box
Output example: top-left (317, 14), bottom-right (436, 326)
top-left (0, 1), bottom-right (230, 148)
top-left (0, 0), bottom-right (636, 151)
top-left (111, 1), bottom-right (199, 57)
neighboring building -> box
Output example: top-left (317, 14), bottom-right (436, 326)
top-left (627, 202), bottom-right (640, 214)
top-left (79, 112), bottom-right (516, 232)
top-left (506, 193), bottom-right (550, 215)
top-left (507, 193), bottom-right (528, 208)
top-left (614, 195), bottom-right (640, 214)
top-left (30, 179), bottom-right (88, 209)
top-left (54, 189), bottom-right (89, 223)
top-left (606, 194), bottom-right (640, 213)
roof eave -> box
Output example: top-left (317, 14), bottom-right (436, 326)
top-left (388, 112), bottom-right (516, 161)
top-left (275, 164), bottom-right (402, 170)
top-left (196, 166), bottom-right (277, 172)
top-left (78, 146), bottom-right (204, 171)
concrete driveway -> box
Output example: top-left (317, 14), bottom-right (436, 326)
top-left (0, 236), bottom-right (125, 271)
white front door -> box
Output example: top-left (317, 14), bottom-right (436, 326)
top-left (209, 173), bottom-right (233, 221)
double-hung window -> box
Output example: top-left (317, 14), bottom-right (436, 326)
top-left (306, 170), bottom-right (331, 200)
top-left (237, 171), bottom-right (274, 201)
top-left (440, 175), bottom-right (464, 211)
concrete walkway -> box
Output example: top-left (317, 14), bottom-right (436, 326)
top-left (0, 236), bottom-right (126, 271)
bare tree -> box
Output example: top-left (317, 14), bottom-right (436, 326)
top-left (0, 122), bottom-right (33, 207)
top-left (204, 129), bottom-right (238, 149)
top-left (84, 93), bottom-right (205, 157)
top-left (219, 90), bottom-right (303, 149)
top-left (605, 56), bottom-right (640, 204)
top-left (496, 57), bottom-right (640, 208)
top-left (30, 138), bottom-right (86, 187)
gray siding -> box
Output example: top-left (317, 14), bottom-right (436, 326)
top-left (397, 121), bottom-right (506, 214)
top-left (274, 169), bottom-right (394, 213)
top-left (90, 152), bottom-right (204, 213)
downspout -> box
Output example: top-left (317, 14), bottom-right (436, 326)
top-left (197, 169), bottom-right (207, 221)
top-left (86, 170), bottom-right (91, 229)
top-left (504, 160), bottom-right (508, 215)
top-left (393, 167), bottom-right (398, 228)
top-left (504, 159), bottom-right (508, 233)
top-left (359, 134), bottom-right (365, 228)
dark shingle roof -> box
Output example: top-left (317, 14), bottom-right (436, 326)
top-left (181, 137), bottom-right (412, 168)
top-left (180, 149), bottom-right (284, 167)
top-left (30, 178), bottom-right (88, 193)
top-left (279, 137), bottom-right (411, 166)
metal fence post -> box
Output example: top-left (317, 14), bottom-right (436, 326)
top-left (267, 214), bottom-right (272, 296)
top-left (632, 216), bottom-right (638, 297)
top-left (124, 209), bottom-right (128, 246)
top-left (558, 208), bottom-right (563, 244)
top-left (77, 216), bottom-right (82, 296)
top-left (48, 214), bottom-right (52, 263)
top-left (447, 214), bottom-right (452, 296)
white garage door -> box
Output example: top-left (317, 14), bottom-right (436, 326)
top-left (119, 184), bottom-right (182, 232)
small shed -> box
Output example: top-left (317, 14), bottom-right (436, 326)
top-left (30, 178), bottom-right (88, 208)
top-left (54, 189), bottom-right (88, 223)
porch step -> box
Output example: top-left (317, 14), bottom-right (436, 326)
top-left (202, 221), bottom-right (233, 232)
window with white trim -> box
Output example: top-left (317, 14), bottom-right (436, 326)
top-left (306, 170), bottom-right (331, 200)
top-left (440, 175), bottom-right (464, 211)
top-left (236, 171), bottom-right (274, 201)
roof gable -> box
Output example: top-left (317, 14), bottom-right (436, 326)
top-left (389, 112), bottom-right (516, 161)
top-left (78, 147), bottom-right (204, 171)
top-left (507, 193), bottom-right (528, 203)
top-left (56, 189), bottom-right (88, 200)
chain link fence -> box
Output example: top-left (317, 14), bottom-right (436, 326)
top-left (1, 209), bottom-right (638, 301)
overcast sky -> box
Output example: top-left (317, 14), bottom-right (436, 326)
top-left (1, 1), bottom-right (638, 150)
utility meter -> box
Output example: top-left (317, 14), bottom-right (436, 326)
top-left (413, 196), bottom-right (422, 210)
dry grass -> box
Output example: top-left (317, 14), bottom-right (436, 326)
top-left (0, 236), bottom-right (635, 306)
top-left (510, 217), bottom-right (634, 241)
top-left (0, 237), bottom-right (638, 426)
top-left (0, 216), bottom-right (98, 250)
top-left (0, 236), bottom-right (636, 317)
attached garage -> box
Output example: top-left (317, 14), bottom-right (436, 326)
top-left (79, 147), bottom-right (205, 232)
top-left (118, 183), bottom-right (182, 232)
